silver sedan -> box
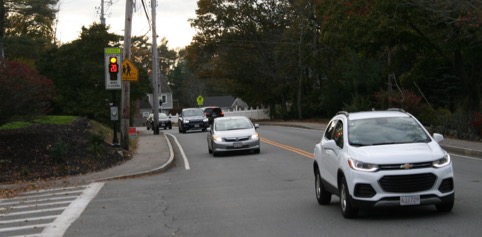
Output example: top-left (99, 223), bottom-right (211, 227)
top-left (207, 116), bottom-right (260, 156)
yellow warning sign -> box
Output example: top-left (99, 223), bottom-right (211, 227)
top-left (121, 59), bottom-right (139, 82)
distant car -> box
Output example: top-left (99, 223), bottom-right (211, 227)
top-left (178, 108), bottom-right (209, 133)
top-left (146, 113), bottom-right (172, 130)
top-left (207, 116), bottom-right (260, 156)
top-left (313, 109), bottom-right (454, 218)
top-left (202, 106), bottom-right (224, 124)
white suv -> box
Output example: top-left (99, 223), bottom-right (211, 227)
top-left (313, 109), bottom-right (454, 218)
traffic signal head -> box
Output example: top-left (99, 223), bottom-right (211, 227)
top-left (109, 56), bottom-right (119, 74)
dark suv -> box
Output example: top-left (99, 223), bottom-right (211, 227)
top-left (178, 108), bottom-right (209, 133)
top-left (202, 106), bottom-right (224, 124)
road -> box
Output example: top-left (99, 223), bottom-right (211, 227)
top-left (2, 125), bottom-right (482, 236)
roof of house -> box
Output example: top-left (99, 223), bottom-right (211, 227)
top-left (203, 96), bottom-right (236, 108)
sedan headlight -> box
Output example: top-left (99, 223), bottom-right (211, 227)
top-left (251, 132), bottom-right (259, 140)
top-left (212, 135), bottom-right (223, 142)
top-left (348, 159), bottom-right (379, 172)
top-left (433, 152), bottom-right (451, 168)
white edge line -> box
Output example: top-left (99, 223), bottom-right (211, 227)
top-left (450, 152), bottom-right (482, 161)
top-left (41, 182), bottom-right (105, 237)
top-left (166, 133), bottom-right (190, 170)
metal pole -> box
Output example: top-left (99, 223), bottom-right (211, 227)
top-left (121, 0), bottom-right (134, 150)
top-left (151, 0), bottom-right (160, 135)
top-left (112, 91), bottom-right (119, 146)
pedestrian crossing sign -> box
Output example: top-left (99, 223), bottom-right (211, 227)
top-left (121, 59), bottom-right (139, 82)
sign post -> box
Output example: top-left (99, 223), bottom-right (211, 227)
top-left (105, 47), bottom-right (122, 146)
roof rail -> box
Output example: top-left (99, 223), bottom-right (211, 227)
top-left (387, 108), bottom-right (406, 113)
top-left (336, 111), bottom-right (349, 117)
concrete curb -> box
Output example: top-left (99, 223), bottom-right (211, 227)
top-left (94, 133), bottom-right (175, 182)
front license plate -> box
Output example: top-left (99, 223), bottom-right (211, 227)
top-left (233, 142), bottom-right (243, 148)
top-left (194, 124), bottom-right (199, 128)
top-left (400, 195), bottom-right (420, 206)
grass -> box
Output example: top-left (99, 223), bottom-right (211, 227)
top-left (0, 116), bottom-right (77, 130)
top-left (0, 115), bottom-right (138, 150)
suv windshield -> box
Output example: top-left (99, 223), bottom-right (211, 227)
top-left (348, 117), bottom-right (430, 146)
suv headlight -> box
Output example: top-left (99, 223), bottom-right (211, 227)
top-left (183, 119), bottom-right (189, 123)
top-left (433, 152), bottom-right (451, 168)
top-left (348, 159), bottom-right (379, 172)
top-left (203, 118), bottom-right (209, 122)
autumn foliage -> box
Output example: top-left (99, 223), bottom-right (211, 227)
top-left (0, 60), bottom-right (54, 125)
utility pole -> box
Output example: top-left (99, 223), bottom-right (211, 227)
top-left (100, 0), bottom-right (106, 25)
top-left (151, 0), bottom-right (160, 135)
top-left (121, 0), bottom-right (134, 149)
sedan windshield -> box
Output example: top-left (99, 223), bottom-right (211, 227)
top-left (215, 118), bottom-right (252, 131)
top-left (348, 117), bottom-right (430, 146)
top-left (183, 109), bottom-right (203, 117)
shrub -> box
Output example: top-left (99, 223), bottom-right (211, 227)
top-left (0, 60), bottom-right (54, 125)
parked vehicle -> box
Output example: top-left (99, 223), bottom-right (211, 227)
top-left (146, 113), bottom-right (172, 130)
top-left (313, 109), bottom-right (454, 218)
top-left (178, 108), bottom-right (209, 133)
top-left (207, 116), bottom-right (260, 156)
top-left (202, 106), bottom-right (224, 124)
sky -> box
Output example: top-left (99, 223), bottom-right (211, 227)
top-left (55, 0), bottom-right (199, 49)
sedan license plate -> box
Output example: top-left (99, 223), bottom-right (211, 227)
top-left (400, 195), bottom-right (420, 206)
top-left (233, 142), bottom-right (243, 148)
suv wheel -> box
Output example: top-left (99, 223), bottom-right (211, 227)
top-left (340, 177), bottom-right (358, 218)
top-left (315, 171), bottom-right (331, 205)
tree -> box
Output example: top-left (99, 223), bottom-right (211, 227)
top-left (0, 0), bottom-right (59, 61)
top-left (37, 24), bottom-right (122, 123)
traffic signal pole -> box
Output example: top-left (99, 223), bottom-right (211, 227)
top-left (120, 0), bottom-right (134, 150)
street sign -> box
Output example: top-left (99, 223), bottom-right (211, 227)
top-left (104, 47), bottom-right (122, 90)
top-left (121, 59), bottom-right (139, 82)
top-left (197, 95), bottom-right (204, 106)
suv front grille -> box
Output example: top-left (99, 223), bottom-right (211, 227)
top-left (379, 173), bottom-right (436, 193)
top-left (379, 162), bottom-right (432, 170)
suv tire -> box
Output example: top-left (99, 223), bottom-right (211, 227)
top-left (315, 171), bottom-right (331, 205)
top-left (340, 177), bottom-right (358, 219)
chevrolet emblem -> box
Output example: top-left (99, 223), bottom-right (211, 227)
top-left (401, 163), bottom-right (413, 169)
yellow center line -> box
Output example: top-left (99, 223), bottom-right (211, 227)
top-left (261, 137), bottom-right (314, 159)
